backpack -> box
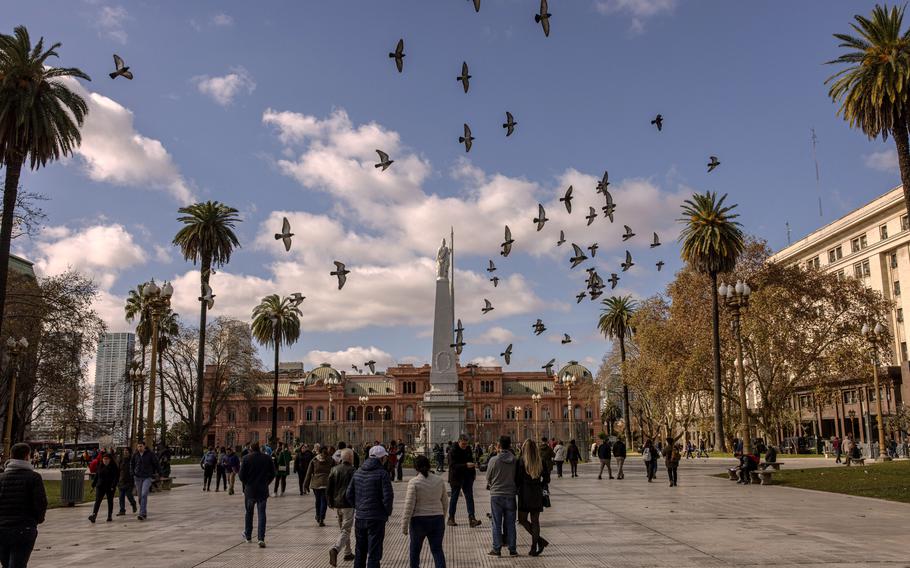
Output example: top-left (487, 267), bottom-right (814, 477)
top-left (643, 448), bottom-right (651, 462)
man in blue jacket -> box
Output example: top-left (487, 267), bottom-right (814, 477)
top-left (346, 445), bottom-right (393, 568)
top-left (131, 441), bottom-right (160, 521)
top-left (239, 441), bottom-right (276, 548)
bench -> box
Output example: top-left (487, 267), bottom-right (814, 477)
top-left (759, 462), bottom-right (783, 471)
top-left (844, 457), bottom-right (865, 466)
top-left (151, 477), bottom-right (174, 492)
top-left (728, 468), bottom-right (739, 481)
top-left (749, 469), bottom-right (775, 485)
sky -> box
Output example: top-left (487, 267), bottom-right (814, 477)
top-left (5, 0), bottom-right (901, 376)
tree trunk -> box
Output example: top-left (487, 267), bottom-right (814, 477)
top-left (159, 347), bottom-right (166, 447)
top-left (191, 255), bottom-right (212, 456)
top-left (138, 343), bottom-right (146, 442)
top-left (710, 271), bottom-right (726, 451)
top-left (271, 330), bottom-right (280, 448)
top-left (619, 335), bottom-right (633, 449)
top-left (0, 155), bottom-right (24, 338)
top-left (891, 116), bottom-right (910, 221)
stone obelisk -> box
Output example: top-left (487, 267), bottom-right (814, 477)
top-left (422, 237), bottom-right (465, 451)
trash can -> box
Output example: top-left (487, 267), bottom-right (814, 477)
top-left (60, 468), bottom-right (86, 507)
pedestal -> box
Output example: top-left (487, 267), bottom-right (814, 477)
top-left (423, 391), bottom-right (466, 449)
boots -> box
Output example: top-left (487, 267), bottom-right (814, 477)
top-left (469, 517), bottom-right (482, 528)
top-left (447, 517), bottom-right (458, 527)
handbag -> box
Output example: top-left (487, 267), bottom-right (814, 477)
top-left (542, 488), bottom-right (551, 508)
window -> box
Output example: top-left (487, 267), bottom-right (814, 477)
top-left (251, 431), bottom-right (260, 443)
top-left (305, 407), bottom-right (313, 421)
top-left (881, 225), bottom-right (889, 240)
top-left (902, 342), bottom-right (908, 362)
top-left (828, 246), bottom-right (843, 263)
top-left (467, 408), bottom-right (475, 420)
top-left (287, 408), bottom-right (294, 422)
top-left (895, 282), bottom-right (902, 297)
top-left (853, 260), bottom-right (870, 278)
top-left (892, 253), bottom-right (899, 269)
top-left (483, 406), bottom-right (493, 420)
top-left (524, 407), bottom-right (533, 420)
top-left (457, 380), bottom-right (463, 392)
top-left (316, 407), bottom-right (324, 422)
top-left (850, 234), bottom-right (867, 253)
top-left (227, 409), bottom-right (236, 423)
top-left (806, 256), bottom-right (820, 270)
top-left (506, 408), bottom-right (516, 420)
top-left (347, 406), bottom-right (356, 420)
top-left (902, 214), bottom-right (909, 231)
top-left (405, 406), bottom-right (414, 422)
top-left (480, 380), bottom-right (495, 393)
top-left (898, 308), bottom-right (904, 323)
top-left (843, 390), bottom-right (857, 404)
top-left (836, 269), bottom-right (845, 281)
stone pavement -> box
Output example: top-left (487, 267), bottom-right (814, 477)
top-left (31, 459), bottom-right (910, 567)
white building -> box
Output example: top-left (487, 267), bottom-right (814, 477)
top-left (92, 332), bottom-right (135, 445)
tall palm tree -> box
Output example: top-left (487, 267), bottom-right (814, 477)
top-left (251, 294), bottom-right (301, 447)
top-left (155, 309), bottom-right (179, 446)
top-left (598, 295), bottom-right (637, 449)
top-left (679, 191), bottom-right (744, 452)
top-left (125, 284), bottom-right (151, 441)
top-left (0, 26), bottom-right (90, 336)
top-left (172, 201), bottom-right (241, 454)
top-left (827, 4), bottom-right (910, 218)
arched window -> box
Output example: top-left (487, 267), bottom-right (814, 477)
top-left (405, 406), bottom-right (415, 422)
top-left (305, 407), bottom-right (313, 421)
top-left (562, 405), bottom-right (569, 420)
top-left (483, 406), bottom-right (493, 420)
top-left (524, 407), bottom-right (533, 420)
top-left (248, 407), bottom-right (257, 422)
top-left (467, 408), bottom-right (475, 420)
top-left (585, 407), bottom-right (593, 420)
top-left (330, 406), bottom-right (336, 421)
top-left (543, 406), bottom-right (551, 420)
top-left (278, 407), bottom-right (286, 422)
top-left (574, 405), bottom-right (582, 420)
top-left (287, 408), bottom-right (295, 422)
top-left (347, 406), bottom-right (356, 420)
top-left (367, 407), bottom-right (374, 421)
top-left (251, 431), bottom-right (260, 443)
top-left (316, 407), bottom-right (324, 422)
top-left (259, 407), bottom-right (268, 422)
top-left (506, 408), bottom-right (516, 420)
top-left (227, 409), bottom-right (236, 423)
top-left (383, 406), bottom-right (392, 420)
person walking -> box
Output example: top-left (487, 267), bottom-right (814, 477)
top-left (239, 441), bottom-right (276, 548)
top-left (0, 443), bottom-right (48, 567)
top-left (88, 452), bottom-right (119, 523)
top-left (516, 439), bottom-right (549, 557)
top-left (552, 440), bottom-right (566, 478)
top-left (566, 440), bottom-right (581, 478)
top-left (305, 445), bottom-right (333, 526)
top-left (433, 444), bottom-right (445, 473)
top-left (115, 448), bottom-right (137, 516)
top-left (538, 438), bottom-right (554, 484)
top-left (273, 443), bottom-right (292, 497)
top-left (612, 437), bottom-right (626, 479)
top-left (224, 447), bottom-right (241, 495)
top-left (447, 435), bottom-right (481, 528)
top-left (395, 441), bottom-right (405, 482)
top-left (486, 435), bottom-right (518, 557)
top-left (346, 445), bottom-right (394, 568)
top-left (832, 436), bottom-right (842, 464)
top-left (215, 447), bottom-right (227, 492)
top-left (642, 439), bottom-right (657, 482)
top-left (597, 438), bottom-right (613, 480)
top-left (295, 444), bottom-right (314, 495)
top-left (131, 441), bottom-right (160, 520)
top-left (402, 455), bottom-right (447, 568)
top-left (665, 440), bottom-right (681, 487)
top-left (327, 448), bottom-right (356, 567)
top-left (201, 446), bottom-right (217, 492)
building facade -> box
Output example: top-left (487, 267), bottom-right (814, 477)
top-left (92, 332), bottom-right (135, 445)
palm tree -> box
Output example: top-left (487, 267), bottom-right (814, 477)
top-left (172, 201), bottom-right (241, 454)
top-left (125, 284), bottom-right (151, 441)
top-left (251, 294), bottom-right (301, 448)
top-left (827, 4), bottom-right (910, 218)
top-left (598, 295), bottom-right (637, 449)
top-left (679, 191), bottom-right (744, 452)
top-left (155, 309), bottom-right (179, 446)
top-left (0, 26), bottom-right (90, 336)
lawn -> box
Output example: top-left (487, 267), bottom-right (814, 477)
top-left (770, 461), bottom-right (910, 504)
top-left (43, 479), bottom-right (95, 509)
top-left (707, 452), bottom-right (826, 459)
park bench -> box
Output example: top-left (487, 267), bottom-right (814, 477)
top-left (759, 462), bottom-right (783, 471)
top-left (749, 469), bottom-right (775, 485)
top-left (844, 457), bottom-right (865, 466)
top-left (151, 477), bottom-right (174, 492)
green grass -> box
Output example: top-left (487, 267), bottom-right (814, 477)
top-left (43, 480), bottom-right (95, 509)
top-left (707, 452), bottom-right (826, 459)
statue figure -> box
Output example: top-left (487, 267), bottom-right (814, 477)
top-left (436, 238), bottom-right (450, 280)
top-left (417, 424), bottom-right (426, 444)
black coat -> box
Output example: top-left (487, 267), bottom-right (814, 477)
top-left (294, 450), bottom-right (314, 475)
top-left (612, 440), bottom-right (627, 458)
top-left (117, 455), bottom-right (134, 488)
top-left (448, 445), bottom-right (476, 486)
top-left (515, 459), bottom-right (544, 513)
top-left (566, 444), bottom-right (581, 462)
top-left (0, 464), bottom-right (48, 528)
top-left (239, 451), bottom-right (276, 500)
top-left (131, 449), bottom-right (160, 479)
top-left (93, 460), bottom-right (120, 494)
top-left (327, 462), bottom-right (355, 509)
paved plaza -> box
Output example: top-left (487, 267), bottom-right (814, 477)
top-left (30, 459), bottom-right (910, 567)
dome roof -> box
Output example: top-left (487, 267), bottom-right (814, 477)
top-left (556, 361), bottom-right (592, 382)
top-left (304, 363), bottom-right (344, 387)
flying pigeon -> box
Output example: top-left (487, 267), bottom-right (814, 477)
top-left (275, 217), bottom-right (294, 252)
top-left (351, 364), bottom-right (363, 374)
top-left (451, 329), bottom-right (466, 355)
top-left (588, 243), bottom-right (599, 258)
top-left (569, 243), bottom-right (588, 268)
top-left (556, 230), bottom-right (566, 247)
top-left (656, 261), bottom-right (665, 272)
top-left (575, 291), bottom-right (587, 303)
top-left (603, 190), bottom-right (616, 222)
top-left (501, 343), bottom-right (513, 365)
top-left (199, 283), bottom-right (215, 309)
top-left (532, 319), bottom-right (546, 335)
top-left (331, 261), bottom-right (350, 289)
top-left (622, 225), bottom-right (635, 241)
top-left (560, 185), bottom-right (573, 213)
top-left (534, 203), bottom-right (549, 231)
top-left (110, 54), bottom-right (133, 80)
top-left (457, 61), bottom-right (471, 93)
top-left (469, 0), bottom-right (481, 12)
top-left (542, 358), bottom-right (555, 376)
top-left (589, 289), bottom-right (604, 301)
top-left (490, 276), bottom-right (500, 287)
top-left (455, 319), bottom-right (464, 335)
top-left (651, 114), bottom-right (663, 131)
top-left (650, 232), bottom-right (661, 248)
top-left (375, 149), bottom-right (394, 171)
top-left (487, 259), bottom-right (497, 273)
top-left (459, 123), bottom-right (474, 152)
top-left (390, 39), bottom-right (405, 73)
top-left (561, 334), bottom-right (572, 344)
top-left (596, 171), bottom-right (609, 194)
top-left (707, 156), bottom-right (720, 173)
top-left (621, 250), bottom-right (634, 272)
top-left (608, 273), bottom-right (619, 289)
top-left (482, 299), bottom-right (494, 314)
top-left (535, 0), bottom-right (551, 37)
top-left (586, 207), bottom-right (597, 226)
top-left (503, 112), bottom-right (517, 136)
top-left (365, 360), bottom-right (377, 374)
top-left (501, 225), bottom-right (514, 257)
top-left (289, 292), bottom-right (305, 307)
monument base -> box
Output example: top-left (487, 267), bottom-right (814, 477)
top-left (422, 391), bottom-right (466, 454)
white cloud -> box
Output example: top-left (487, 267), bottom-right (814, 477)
top-left (61, 78), bottom-right (195, 204)
top-left (303, 347), bottom-right (395, 373)
top-left (473, 326), bottom-right (516, 345)
top-left (96, 5), bottom-right (129, 43)
top-left (469, 356), bottom-right (500, 367)
top-left (594, 0), bottom-right (676, 33)
top-left (211, 13), bottom-right (234, 27)
top-left (193, 67), bottom-right (256, 106)
top-left (33, 224), bottom-right (147, 289)
top-left (863, 149), bottom-right (898, 173)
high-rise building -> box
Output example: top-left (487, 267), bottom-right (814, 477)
top-left (92, 332), bottom-right (135, 445)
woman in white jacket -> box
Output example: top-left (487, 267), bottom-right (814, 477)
top-left (553, 441), bottom-right (566, 478)
top-left (402, 455), bottom-right (448, 567)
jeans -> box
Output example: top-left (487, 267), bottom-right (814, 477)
top-left (92, 488), bottom-right (115, 519)
top-left (203, 465), bottom-right (214, 490)
top-left (667, 463), bottom-right (678, 485)
top-left (615, 457), bottom-right (625, 479)
top-left (447, 480), bottom-right (476, 519)
top-left (554, 460), bottom-right (564, 477)
top-left (313, 488), bottom-right (328, 521)
top-left (216, 466), bottom-right (227, 491)
top-left (396, 459), bottom-right (404, 481)
top-left (274, 475), bottom-right (286, 495)
top-left (334, 508), bottom-right (354, 556)
top-left (354, 518), bottom-right (386, 568)
top-left (569, 460), bottom-right (578, 477)
top-left (134, 477), bottom-right (153, 517)
top-left (490, 495), bottom-right (517, 553)
top-left (298, 473), bottom-right (306, 495)
top-left (244, 497), bottom-right (268, 541)
top-left (0, 525), bottom-right (37, 568)
top-left (409, 515), bottom-right (446, 568)
top-left (118, 485), bottom-right (136, 513)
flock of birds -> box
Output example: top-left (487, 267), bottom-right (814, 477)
top-left (105, 1), bottom-right (722, 375)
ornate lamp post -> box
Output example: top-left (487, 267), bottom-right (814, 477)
top-left (378, 407), bottom-right (387, 443)
top-left (847, 409), bottom-right (856, 438)
top-left (359, 396), bottom-right (369, 446)
top-left (560, 374), bottom-right (577, 441)
top-left (128, 366), bottom-right (145, 448)
top-left (531, 394), bottom-right (542, 440)
top-left (141, 280), bottom-right (173, 448)
top-left (326, 371), bottom-right (342, 442)
top-left (3, 337), bottom-right (28, 459)
top-left (719, 280), bottom-right (752, 455)
top-left (861, 322), bottom-right (890, 461)
top-left (513, 405), bottom-right (522, 441)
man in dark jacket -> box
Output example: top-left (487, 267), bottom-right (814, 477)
top-left (0, 443), bottom-right (47, 567)
top-left (346, 445), bottom-right (393, 568)
top-left (116, 448), bottom-right (137, 516)
top-left (326, 448), bottom-right (356, 567)
top-left (294, 444), bottom-right (314, 495)
top-left (448, 434), bottom-right (481, 527)
top-left (597, 439), bottom-right (613, 480)
top-left (131, 441), bottom-right (160, 520)
top-left (538, 437), bottom-right (554, 484)
top-left (239, 441), bottom-right (275, 548)
top-left (612, 438), bottom-right (627, 479)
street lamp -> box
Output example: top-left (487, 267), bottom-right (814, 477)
top-left (719, 279), bottom-right (752, 455)
top-left (3, 337), bottom-right (28, 459)
top-left (559, 374), bottom-right (577, 441)
top-left (128, 366), bottom-right (145, 448)
top-left (531, 394), bottom-right (542, 440)
top-left (513, 406), bottom-right (522, 441)
top-left (359, 396), bottom-right (370, 446)
top-left (141, 280), bottom-right (173, 448)
top-left (861, 322), bottom-right (890, 461)
top-left (378, 407), bottom-right (387, 443)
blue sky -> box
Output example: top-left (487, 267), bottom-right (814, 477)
top-left (6, 0), bottom-right (899, 374)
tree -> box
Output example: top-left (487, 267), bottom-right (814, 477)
top-left (0, 26), bottom-right (90, 339)
top-left (172, 201), bottom-right (241, 455)
top-left (678, 191), bottom-right (744, 451)
top-left (155, 309), bottom-right (179, 445)
top-left (598, 295), bottom-right (637, 448)
top-left (124, 283), bottom-right (151, 440)
top-left (0, 190), bottom-right (46, 240)
top-left (251, 295), bottom-right (301, 447)
top-left (827, 4), bottom-right (910, 219)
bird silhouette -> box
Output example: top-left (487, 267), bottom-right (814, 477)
top-left (487, 259), bottom-right (497, 273)
top-left (331, 261), bottom-right (350, 289)
top-left (501, 343), bottom-right (513, 365)
top-left (535, 0), bottom-right (551, 37)
top-left (275, 217), bottom-right (294, 252)
top-left (621, 250), bottom-right (634, 272)
top-left (351, 364), bottom-right (363, 374)
top-left (650, 232), bottom-right (661, 248)
top-left (707, 156), bottom-right (720, 172)
top-left (542, 358), bottom-right (555, 376)
top-left (588, 243), bottom-right (599, 258)
top-left (575, 291), bottom-right (587, 303)
top-left (586, 207), bottom-right (598, 226)
top-left (501, 225), bottom-right (514, 257)
top-left (375, 149), bottom-right (394, 171)
top-left (656, 261), bottom-right (665, 272)
top-left (503, 112), bottom-right (517, 136)
top-left (199, 283), bottom-right (215, 309)
top-left (570, 243), bottom-right (588, 268)
top-left (560, 185), bottom-right (573, 213)
top-left (603, 190), bottom-right (616, 222)
top-left (110, 54), bottom-right (133, 80)
top-left (459, 123), bottom-right (474, 152)
top-left (596, 171), bottom-right (610, 194)
top-left (589, 289), bottom-right (603, 301)
top-left (534, 203), bottom-right (549, 231)
top-left (289, 292), bottom-right (305, 307)
top-left (469, 0), bottom-right (481, 12)
top-left (455, 319), bottom-right (465, 335)
top-left (365, 360), bottom-right (377, 374)
top-left (622, 225), bottom-right (635, 241)
top-left (390, 39), bottom-right (405, 73)
top-left (451, 330), bottom-right (466, 355)
top-left (490, 276), bottom-right (500, 287)
top-left (482, 299), bottom-right (494, 314)
top-left (532, 319), bottom-right (547, 335)
top-left (608, 273), bottom-right (619, 289)
top-left (556, 230), bottom-right (566, 247)
top-left (561, 334), bottom-right (572, 344)
top-left (457, 61), bottom-right (472, 93)
top-left (651, 114), bottom-right (663, 131)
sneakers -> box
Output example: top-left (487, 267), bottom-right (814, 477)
top-left (447, 517), bottom-right (458, 527)
top-left (343, 554), bottom-right (355, 562)
top-left (106, 517), bottom-right (113, 523)
top-left (242, 532), bottom-right (251, 543)
top-left (137, 515), bottom-right (146, 521)
top-left (258, 541), bottom-right (266, 549)
top-left (116, 511), bottom-right (125, 517)
top-left (329, 547), bottom-right (338, 567)
top-left (509, 550), bottom-right (519, 556)
top-left (487, 550), bottom-right (501, 557)
top-left (88, 514), bottom-right (96, 523)
top-left (469, 517), bottom-right (482, 528)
